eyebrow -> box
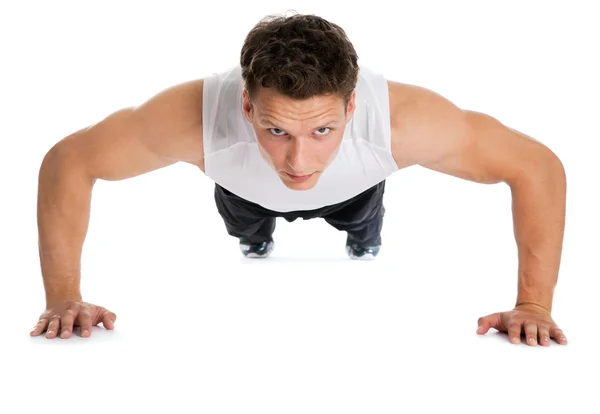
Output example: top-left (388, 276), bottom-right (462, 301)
top-left (261, 118), bottom-right (338, 128)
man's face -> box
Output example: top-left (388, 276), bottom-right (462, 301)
top-left (242, 86), bottom-right (356, 190)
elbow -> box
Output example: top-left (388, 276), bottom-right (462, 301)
top-left (510, 150), bottom-right (566, 194)
top-left (39, 137), bottom-right (96, 186)
top-left (542, 150), bottom-right (566, 183)
top-left (40, 139), bottom-right (72, 174)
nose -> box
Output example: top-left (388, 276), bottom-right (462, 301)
top-left (286, 137), bottom-right (309, 174)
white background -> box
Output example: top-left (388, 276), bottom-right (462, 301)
top-left (1, 1), bottom-right (598, 412)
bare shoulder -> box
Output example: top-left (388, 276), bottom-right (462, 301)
top-left (387, 79), bottom-right (468, 169)
top-left (132, 77), bottom-right (206, 170)
top-left (50, 77), bottom-right (208, 183)
top-left (385, 79), bottom-right (562, 186)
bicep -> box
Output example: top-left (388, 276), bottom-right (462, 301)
top-left (54, 108), bottom-right (177, 182)
top-left (390, 81), bottom-right (555, 185)
top-left (51, 79), bottom-right (205, 181)
top-left (421, 110), bottom-right (557, 185)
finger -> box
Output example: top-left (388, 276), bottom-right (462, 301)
top-left (523, 321), bottom-right (538, 346)
top-left (538, 326), bottom-right (551, 347)
top-left (30, 318), bottom-right (50, 336)
top-left (100, 311), bottom-right (117, 330)
top-left (476, 313), bottom-right (501, 334)
top-left (508, 322), bottom-right (522, 344)
top-left (77, 311), bottom-right (93, 337)
top-left (549, 326), bottom-right (568, 345)
top-left (59, 308), bottom-right (77, 339)
top-left (46, 315), bottom-right (61, 339)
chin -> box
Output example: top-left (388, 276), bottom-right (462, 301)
top-left (283, 181), bottom-right (317, 191)
top-left (280, 172), bottom-right (320, 191)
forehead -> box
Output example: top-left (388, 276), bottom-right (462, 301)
top-left (251, 87), bottom-right (345, 115)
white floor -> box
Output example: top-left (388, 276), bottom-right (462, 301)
top-left (2, 1), bottom-right (599, 411)
top-left (4, 165), bottom-right (597, 413)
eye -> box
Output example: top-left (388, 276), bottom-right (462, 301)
top-left (269, 128), bottom-right (287, 136)
top-left (314, 127), bottom-right (331, 136)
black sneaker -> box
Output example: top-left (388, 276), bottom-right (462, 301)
top-left (345, 237), bottom-right (380, 260)
top-left (239, 238), bottom-right (274, 258)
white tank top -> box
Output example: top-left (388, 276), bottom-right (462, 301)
top-left (202, 63), bottom-right (399, 212)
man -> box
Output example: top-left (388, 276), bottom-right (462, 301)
top-left (31, 13), bottom-right (568, 346)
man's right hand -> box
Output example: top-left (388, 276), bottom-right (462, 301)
top-left (30, 301), bottom-right (117, 339)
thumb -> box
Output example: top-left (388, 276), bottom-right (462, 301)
top-left (476, 313), bottom-right (501, 335)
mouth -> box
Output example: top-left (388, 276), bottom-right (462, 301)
top-left (285, 172), bottom-right (315, 182)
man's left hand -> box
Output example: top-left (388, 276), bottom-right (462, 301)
top-left (476, 303), bottom-right (568, 346)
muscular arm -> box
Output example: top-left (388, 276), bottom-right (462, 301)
top-left (388, 80), bottom-right (566, 312)
top-left (37, 78), bottom-right (205, 306)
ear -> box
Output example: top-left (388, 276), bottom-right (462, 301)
top-left (345, 90), bottom-right (357, 122)
top-left (242, 89), bottom-right (253, 122)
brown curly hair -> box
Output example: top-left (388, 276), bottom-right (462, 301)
top-left (240, 12), bottom-right (360, 113)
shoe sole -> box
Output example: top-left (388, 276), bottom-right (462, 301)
top-left (243, 251), bottom-right (272, 258)
top-left (348, 252), bottom-right (377, 260)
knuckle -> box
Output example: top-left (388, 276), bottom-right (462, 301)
top-left (67, 304), bottom-right (80, 312)
top-left (78, 311), bottom-right (92, 318)
top-left (61, 309), bottom-right (75, 318)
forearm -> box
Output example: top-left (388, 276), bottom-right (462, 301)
top-left (510, 156), bottom-right (566, 313)
top-left (37, 147), bottom-right (94, 307)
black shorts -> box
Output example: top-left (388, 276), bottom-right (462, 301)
top-left (213, 180), bottom-right (386, 246)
